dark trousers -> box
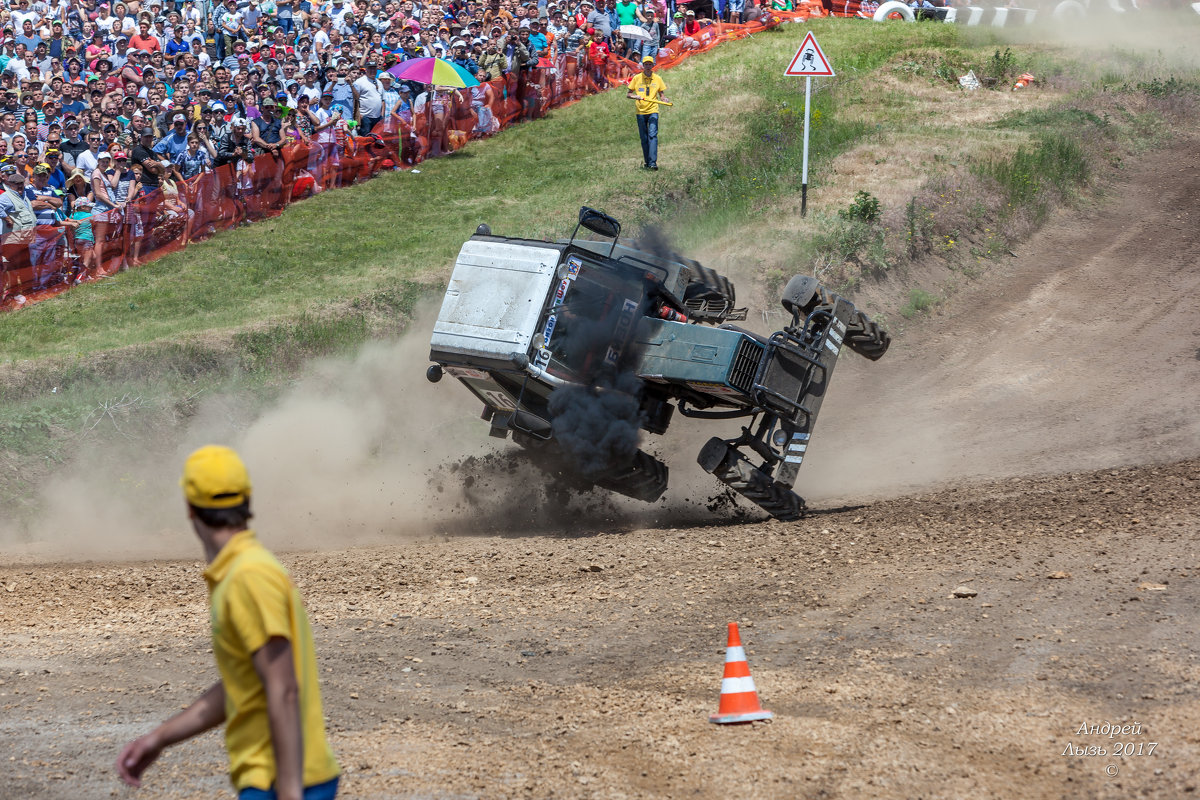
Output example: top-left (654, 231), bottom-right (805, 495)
top-left (636, 112), bottom-right (658, 167)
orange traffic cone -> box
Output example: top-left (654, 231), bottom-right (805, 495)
top-left (709, 622), bottom-right (773, 724)
top-left (1011, 73), bottom-right (1035, 91)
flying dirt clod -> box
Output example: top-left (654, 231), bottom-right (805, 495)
top-left (425, 207), bottom-right (891, 520)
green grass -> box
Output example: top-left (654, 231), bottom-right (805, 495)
top-left (900, 287), bottom-right (940, 319)
top-left (974, 134), bottom-right (1090, 217)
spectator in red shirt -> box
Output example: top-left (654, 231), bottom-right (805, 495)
top-left (587, 28), bottom-right (610, 88)
top-left (129, 21), bottom-right (161, 53)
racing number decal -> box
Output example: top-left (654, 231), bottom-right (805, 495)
top-left (481, 390), bottom-right (516, 411)
top-left (604, 299), bottom-right (641, 367)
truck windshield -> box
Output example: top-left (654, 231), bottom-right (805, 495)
top-left (536, 256), bottom-right (647, 383)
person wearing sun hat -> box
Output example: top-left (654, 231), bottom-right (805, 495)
top-left (0, 161), bottom-right (36, 242)
top-left (116, 446), bottom-right (341, 800)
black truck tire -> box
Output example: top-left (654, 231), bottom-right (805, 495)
top-left (781, 275), bottom-right (822, 317)
top-left (513, 439), bottom-right (668, 503)
top-left (697, 437), bottom-right (805, 521)
top-left (595, 449), bottom-right (669, 503)
top-left (684, 264), bottom-right (736, 319)
top-left (843, 309), bottom-right (891, 361)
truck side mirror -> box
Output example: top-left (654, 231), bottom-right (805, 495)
top-left (576, 206), bottom-right (621, 240)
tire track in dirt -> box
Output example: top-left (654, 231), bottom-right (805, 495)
top-left (801, 134), bottom-right (1200, 503)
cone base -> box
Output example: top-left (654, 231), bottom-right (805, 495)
top-left (709, 709), bottom-right (774, 724)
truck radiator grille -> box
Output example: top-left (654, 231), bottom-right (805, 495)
top-left (728, 338), bottom-right (764, 395)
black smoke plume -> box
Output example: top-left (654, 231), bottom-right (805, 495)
top-left (548, 370), bottom-right (643, 479)
top-left (542, 226), bottom-right (680, 481)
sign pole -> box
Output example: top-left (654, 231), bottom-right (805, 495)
top-left (783, 31), bottom-right (833, 220)
top-left (802, 75), bottom-right (811, 218)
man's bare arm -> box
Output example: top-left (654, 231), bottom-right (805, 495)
top-left (254, 636), bottom-right (304, 800)
top-left (115, 681), bottom-right (226, 787)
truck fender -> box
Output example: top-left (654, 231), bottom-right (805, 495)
top-left (781, 275), bottom-right (821, 317)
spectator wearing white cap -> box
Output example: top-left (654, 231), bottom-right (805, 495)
top-left (376, 70), bottom-right (401, 131)
top-left (583, 0), bottom-right (610, 37)
top-left (88, 149), bottom-right (118, 269)
top-left (154, 113), bottom-right (190, 158)
top-left (215, 116), bottom-right (250, 168)
top-left (352, 60), bottom-right (383, 134)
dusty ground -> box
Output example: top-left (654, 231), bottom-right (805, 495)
top-left (1, 137), bottom-right (1199, 799)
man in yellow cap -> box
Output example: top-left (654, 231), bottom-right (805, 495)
top-left (626, 54), bottom-right (669, 170)
top-left (116, 446), bottom-right (340, 800)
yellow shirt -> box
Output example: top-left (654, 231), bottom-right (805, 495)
top-left (628, 72), bottom-right (667, 115)
top-left (205, 531), bottom-right (340, 791)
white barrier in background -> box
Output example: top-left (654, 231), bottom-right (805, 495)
top-left (872, 1), bottom-right (915, 20)
top-left (992, 6), bottom-right (1037, 24)
top-left (869, 0), bottom-right (1175, 25)
top-left (1193, 1), bottom-right (1200, 15)
top-left (1052, 0), bottom-right (1086, 19)
top-left (963, 5), bottom-right (985, 23)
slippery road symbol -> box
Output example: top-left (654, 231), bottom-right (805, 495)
top-left (784, 32), bottom-right (835, 77)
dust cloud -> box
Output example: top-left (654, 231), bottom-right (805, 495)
top-left (0, 309), bottom-right (497, 562)
top-left (0, 307), bottom-right (737, 565)
top-left (998, 9), bottom-right (1200, 72)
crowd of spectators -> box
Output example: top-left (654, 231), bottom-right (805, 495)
top-left (0, 0), bottom-right (783, 280)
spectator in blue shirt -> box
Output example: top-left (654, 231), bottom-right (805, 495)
top-left (165, 26), bottom-right (191, 59)
top-left (527, 21), bottom-right (548, 57)
top-left (153, 113), bottom-right (191, 158)
top-left (16, 20), bottom-right (42, 52)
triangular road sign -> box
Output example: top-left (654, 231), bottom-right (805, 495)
top-left (784, 31), bottom-right (835, 77)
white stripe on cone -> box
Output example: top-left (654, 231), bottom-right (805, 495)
top-left (720, 676), bottom-right (758, 694)
top-left (724, 646), bottom-right (746, 663)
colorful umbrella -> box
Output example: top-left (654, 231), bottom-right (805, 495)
top-left (385, 57), bottom-right (480, 88)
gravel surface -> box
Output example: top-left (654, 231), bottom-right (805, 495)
top-left (1, 461), bottom-right (1198, 799)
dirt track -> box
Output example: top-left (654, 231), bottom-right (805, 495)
top-left (2, 137), bottom-right (1199, 799)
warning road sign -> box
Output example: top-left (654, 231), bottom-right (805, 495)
top-left (784, 31), bottom-right (834, 77)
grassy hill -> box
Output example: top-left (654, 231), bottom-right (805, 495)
top-left (0, 16), bottom-right (1197, 521)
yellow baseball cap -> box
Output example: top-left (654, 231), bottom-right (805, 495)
top-left (181, 445), bottom-right (252, 508)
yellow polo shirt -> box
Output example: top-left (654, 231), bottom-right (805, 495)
top-left (204, 530), bottom-right (340, 791)
top-left (628, 72), bottom-right (667, 115)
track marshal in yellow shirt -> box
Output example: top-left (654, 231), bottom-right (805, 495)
top-left (117, 446), bottom-right (340, 800)
top-left (627, 55), bottom-right (670, 170)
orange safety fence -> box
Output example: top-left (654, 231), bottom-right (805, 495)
top-left (0, 11), bottom-right (808, 312)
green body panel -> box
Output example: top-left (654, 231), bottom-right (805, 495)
top-left (634, 318), bottom-right (760, 402)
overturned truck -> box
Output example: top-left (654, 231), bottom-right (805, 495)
top-left (426, 207), bottom-right (890, 520)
